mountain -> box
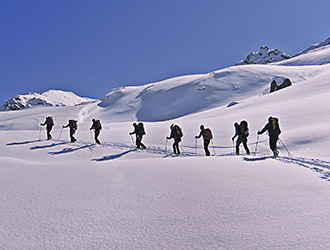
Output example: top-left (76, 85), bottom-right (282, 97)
top-left (0, 90), bottom-right (96, 111)
top-left (237, 37), bottom-right (330, 67)
top-left (236, 46), bottom-right (291, 65)
top-left (2, 38), bottom-right (330, 250)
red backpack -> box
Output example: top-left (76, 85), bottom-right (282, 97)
top-left (46, 116), bottom-right (54, 126)
top-left (204, 128), bottom-right (213, 140)
top-left (239, 121), bottom-right (249, 137)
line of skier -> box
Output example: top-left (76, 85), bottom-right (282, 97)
top-left (40, 116), bottom-right (282, 157)
top-left (40, 117), bottom-right (101, 144)
top-left (231, 117), bottom-right (281, 157)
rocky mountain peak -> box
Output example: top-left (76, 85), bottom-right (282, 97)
top-left (236, 46), bottom-right (291, 65)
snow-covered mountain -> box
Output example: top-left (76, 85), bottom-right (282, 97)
top-left (237, 37), bottom-right (330, 67)
top-left (236, 46), bottom-right (291, 65)
top-left (2, 37), bottom-right (330, 250)
top-left (0, 89), bottom-right (96, 111)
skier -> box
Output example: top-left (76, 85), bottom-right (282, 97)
top-left (195, 125), bottom-right (213, 156)
top-left (40, 116), bottom-right (54, 140)
top-left (129, 122), bottom-right (147, 149)
top-left (258, 116), bottom-right (281, 157)
top-left (235, 120), bottom-right (250, 155)
top-left (231, 122), bottom-right (240, 141)
top-left (90, 119), bottom-right (102, 144)
top-left (63, 119), bottom-right (78, 142)
top-left (167, 124), bottom-right (183, 155)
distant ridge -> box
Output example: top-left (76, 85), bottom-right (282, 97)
top-left (236, 46), bottom-right (290, 65)
top-left (237, 36), bottom-right (330, 66)
top-left (295, 37), bottom-right (330, 56)
top-left (0, 90), bottom-right (95, 111)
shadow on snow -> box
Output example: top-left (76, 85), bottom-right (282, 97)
top-left (30, 142), bottom-right (69, 150)
top-left (243, 156), bottom-right (273, 162)
top-left (48, 144), bottom-right (94, 155)
top-left (7, 139), bottom-right (42, 146)
top-left (92, 149), bottom-right (136, 162)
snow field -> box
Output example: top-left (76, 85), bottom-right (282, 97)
top-left (1, 155), bottom-right (330, 250)
top-left (2, 45), bottom-right (330, 249)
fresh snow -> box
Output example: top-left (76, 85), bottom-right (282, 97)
top-left (1, 40), bottom-right (330, 249)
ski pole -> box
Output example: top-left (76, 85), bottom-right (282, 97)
top-left (180, 145), bottom-right (185, 153)
top-left (90, 130), bottom-right (94, 143)
top-left (232, 139), bottom-right (235, 155)
top-left (211, 139), bottom-right (216, 156)
top-left (254, 134), bottom-right (260, 156)
top-left (195, 138), bottom-right (198, 155)
top-left (279, 138), bottom-right (291, 156)
top-left (57, 127), bottom-right (63, 142)
top-left (129, 133), bottom-right (135, 146)
top-left (165, 138), bottom-right (168, 154)
top-left (38, 125), bottom-right (42, 141)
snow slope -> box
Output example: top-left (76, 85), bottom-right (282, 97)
top-left (87, 64), bottom-right (322, 122)
top-left (277, 43), bottom-right (330, 66)
top-left (295, 37), bottom-right (330, 56)
top-left (1, 41), bottom-right (330, 249)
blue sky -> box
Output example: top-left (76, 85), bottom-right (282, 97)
top-left (1, 0), bottom-right (330, 104)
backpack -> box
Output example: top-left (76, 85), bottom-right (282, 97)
top-left (240, 120), bottom-right (249, 137)
top-left (174, 125), bottom-right (183, 138)
top-left (69, 120), bottom-right (78, 130)
top-left (96, 120), bottom-right (102, 130)
top-left (137, 123), bottom-right (145, 135)
top-left (46, 116), bottom-right (54, 126)
top-left (204, 128), bottom-right (213, 140)
top-left (270, 117), bottom-right (281, 134)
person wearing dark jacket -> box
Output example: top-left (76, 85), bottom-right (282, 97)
top-left (90, 119), bottom-right (102, 144)
top-left (63, 119), bottom-right (78, 142)
top-left (130, 122), bottom-right (146, 149)
top-left (258, 116), bottom-right (281, 157)
top-left (167, 124), bottom-right (183, 155)
top-left (195, 125), bottom-right (213, 156)
top-left (40, 116), bottom-right (54, 140)
top-left (231, 122), bottom-right (240, 141)
top-left (235, 121), bottom-right (250, 155)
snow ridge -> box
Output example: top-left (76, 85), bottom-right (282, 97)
top-left (295, 37), bottom-right (330, 56)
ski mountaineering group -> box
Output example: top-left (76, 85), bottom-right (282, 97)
top-left (40, 116), bottom-right (282, 157)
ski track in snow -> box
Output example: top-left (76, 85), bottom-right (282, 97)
top-left (2, 142), bottom-right (330, 250)
top-left (87, 140), bottom-right (330, 182)
top-left (5, 137), bottom-right (330, 182)
top-left (276, 156), bottom-right (330, 181)
top-left (243, 152), bottom-right (330, 181)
